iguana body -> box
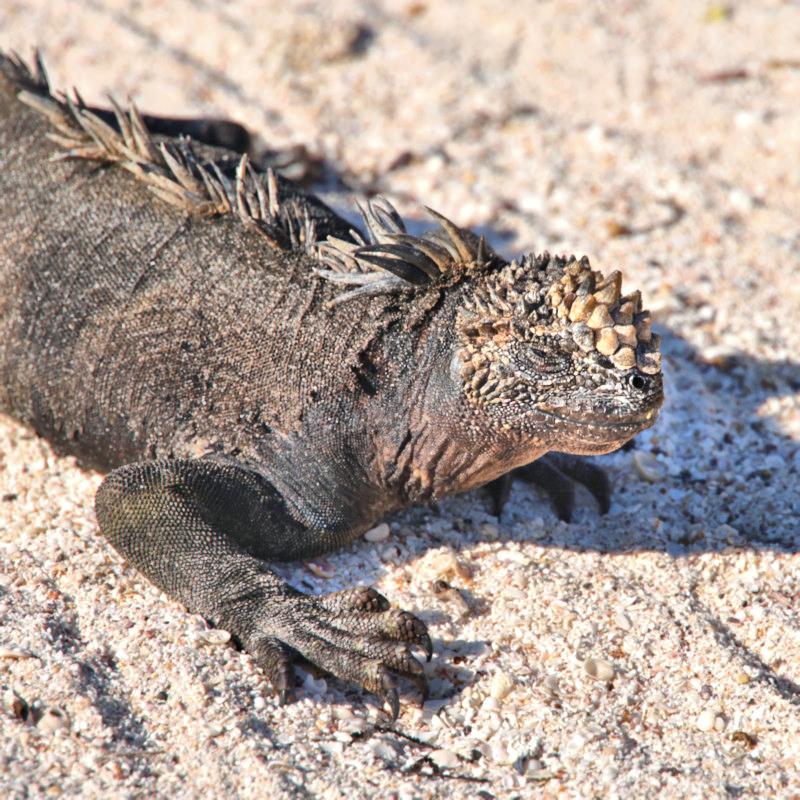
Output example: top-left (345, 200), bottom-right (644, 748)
top-left (0, 53), bottom-right (663, 717)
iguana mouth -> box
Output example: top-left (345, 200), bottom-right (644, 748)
top-left (534, 404), bottom-right (661, 431)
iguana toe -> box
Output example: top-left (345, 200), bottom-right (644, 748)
top-left (250, 593), bottom-right (430, 716)
top-left (376, 608), bottom-right (433, 660)
top-left (547, 453), bottom-right (613, 515)
top-left (319, 586), bottom-right (391, 613)
top-left (383, 685), bottom-right (400, 723)
top-left (253, 636), bottom-right (297, 704)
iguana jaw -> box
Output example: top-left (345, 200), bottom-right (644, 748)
top-left (521, 401), bottom-right (662, 456)
top-left (532, 400), bottom-right (660, 431)
top-left (392, 385), bottom-right (661, 503)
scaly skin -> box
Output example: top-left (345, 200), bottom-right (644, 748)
top-left (0, 52), bottom-right (663, 719)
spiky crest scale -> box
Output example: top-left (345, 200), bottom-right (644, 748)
top-left (454, 250), bottom-right (661, 410)
top-left (314, 196), bottom-right (498, 305)
top-left (7, 50), bottom-right (318, 252)
top-left (9, 49), bottom-right (499, 302)
top-left (316, 199), bottom-right (659, 379)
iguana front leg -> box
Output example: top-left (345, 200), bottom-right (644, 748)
top-left (94, 459), bottom-right (431, 719)
top-left (487, 453), bottom-right (612, 522)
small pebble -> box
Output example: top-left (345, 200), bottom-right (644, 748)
top-left (198, 628), bottom-right (232, 646)
top-left (37, 707), bottom-right (70, 733)
top-left (736, 671), bottom-right (750, 684)
top-left (103, 761), bottom-right (125, 781)
top-left (435, 583), bottom-right (471, 618)
top-left (430, 749), bottom-right (460, 769)
top-left (603, 764), bottom-right (620, 781)
top-left (730, 730), bottom-right (757, 748)
top-left (583, 658), bottom-right (615, 682)
top-left (632, 450), bottom-right (665, 483)
top-left (613, 612), bottom-right (632, 631)
top-left (302, 674), bottom-right (328, 695)
top-left (414, 549), bottom-right (473, 587)
top-left (561, 611), bottom-right (579, 630)
top-left (321, 740), bottom-right (345, 756)
top-left (522, 758), bottom-right (545, 775)
top-left (481, 695), bottom-right (502, 713)
top-left (543, 674), bottom-right (560, 694)
top-left (490, 671), bottom-right (515, 700)
top-left (0, 646), bottom-right (29, 660)
top-left (480, 522), bottom-right (499, 540)
top-left (697, 709), bottom-right (718, 732)
top-left (363, 522), bottom-right (390, 542)
top-left (10, 692), bottom-right (29, 721)
top-left (717, 524), bottom-right (740, 544)
top-left (563, 729), bottom-right (591, 759)
top-left (306, 558), bottom-right (336, 578)
top-left (368, 738), bottom-right (401, 762)
top-left (342, 719), bottom-right (370, 735)
top-left (491, 742), bottom-right (510, 764)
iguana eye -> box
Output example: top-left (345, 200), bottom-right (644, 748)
top-left (628, 373), bottom-right (647, 391)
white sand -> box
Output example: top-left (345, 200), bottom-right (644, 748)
top-left (1, 1), bottom-right (799, 797)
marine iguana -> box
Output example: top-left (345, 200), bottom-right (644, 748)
top-left (0, 52), bottom-right (664, 719)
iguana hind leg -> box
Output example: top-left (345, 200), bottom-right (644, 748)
top-left (95, 458), bottom-right (431, 720)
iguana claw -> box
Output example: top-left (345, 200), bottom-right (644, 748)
top-left (385, 687), bottom-right (400, 723)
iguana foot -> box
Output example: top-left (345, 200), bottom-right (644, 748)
top-left (95, 459), bottom-right (432, 721)
top-left (249, 586), bottom-right (432, 721)
top-left (487, 453), bottom-right (612, 522)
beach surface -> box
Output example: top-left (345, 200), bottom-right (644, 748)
top-left (1, 2), bottom-right (799, 797)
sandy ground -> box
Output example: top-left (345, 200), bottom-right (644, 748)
top-left (1, 1), bottom-right (799, 798)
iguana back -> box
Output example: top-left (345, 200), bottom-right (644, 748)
top-left (0, 56), bottom-right (385, 474)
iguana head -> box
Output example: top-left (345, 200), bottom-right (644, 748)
top-left (317, 198), bottom-right (663, 458)
top-left (451, 251), bottom-right (663, 455)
